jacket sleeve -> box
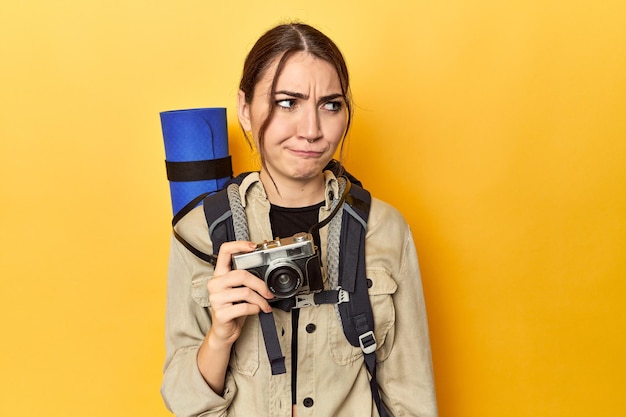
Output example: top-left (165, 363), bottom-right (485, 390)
top-left (161, 209), bottom-right (238, 416)
top-left (368, 200), bottom-right (439, 417)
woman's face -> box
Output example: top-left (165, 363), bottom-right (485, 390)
top-left (238, 51), bottom-right (347, 186)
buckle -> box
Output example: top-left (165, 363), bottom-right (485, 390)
top-left (358, 331), bottom-right (377, 354)
top-left (293, 289), bottom-right (351, 309)
top-left (294, 293), bottom-right (316, 309)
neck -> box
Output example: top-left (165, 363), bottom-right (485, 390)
top-left (260, 170), bottom-right (326, 208)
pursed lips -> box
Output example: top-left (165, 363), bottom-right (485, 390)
top-left (288, 148), bottom-right (325, 157)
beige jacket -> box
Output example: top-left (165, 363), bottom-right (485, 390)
top-left (161, 172), bottom-right (438, 417)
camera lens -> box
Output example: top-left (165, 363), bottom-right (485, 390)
top-left (265, 261), bottom-right (302, 298)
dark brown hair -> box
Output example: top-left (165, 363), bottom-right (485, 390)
top-left (239, 23), bottom-right (352, 174)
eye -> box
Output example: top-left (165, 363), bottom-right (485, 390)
top-left (276, 99), bottom-right (296, 110)
top-left (323, 101), bottom-right (343, 112)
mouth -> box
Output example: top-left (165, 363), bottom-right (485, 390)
top-left (288, 148), bottom-right (325, 158)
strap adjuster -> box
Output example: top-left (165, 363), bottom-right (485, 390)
top-left (359, 331), bottom-right (377, 354)
top-left (293, 289), bottom-right (351, 309)
top-left (337, 288), bottom-right (350, 304)
top-left (294, 293), bottom-right (316, 309)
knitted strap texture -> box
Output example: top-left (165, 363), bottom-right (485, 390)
top-left (227, 183), bottom-right (249, 241)
top-left (327, 177), bottom-right (347, 320)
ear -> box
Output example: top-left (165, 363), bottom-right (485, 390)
top-left (238, 90), bottom-right (252, 132)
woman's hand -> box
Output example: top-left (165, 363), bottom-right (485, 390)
top-left (197, 240), bottom-right (274, 394)
top-left (207, 240), bottom-right (275, 347)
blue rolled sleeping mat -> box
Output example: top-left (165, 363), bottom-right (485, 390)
top-left (160, 108), bottom-right (233, 221)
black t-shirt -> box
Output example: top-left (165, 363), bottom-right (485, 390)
top-left (269, 201), bottom-right (323, 248)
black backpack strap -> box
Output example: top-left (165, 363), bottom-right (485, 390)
top-left (170, 191), bottom-right (218, 266)
top-left (338, 184), bottom-right (389, 417)
top-left (202, 174), bottom-right (287, 376)
top-left (266, 289), bottom-right (350, 311)
top-left (202, 189), bottom-right (235, 256)
top-left (202, 172), bottom-right (252, 255)
top-left (168, 187), bottom-right (233, 267)
top-left (169, 171), bottom-right (250, 265)
top-left (259, 312), bottom-right (287, 375)
top-left (337, 184), bottom-right (372, 338)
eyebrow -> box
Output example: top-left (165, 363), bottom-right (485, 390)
top-left (275, 90), bottom-right (344, 105)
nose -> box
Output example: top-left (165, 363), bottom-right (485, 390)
top-left (298, 105), bottom-right (322, 142)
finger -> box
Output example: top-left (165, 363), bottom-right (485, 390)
top-left (214, 241), bottom-right (257, 276)
top-left (211, 285), bottom-right (273, 313)
top-left (209, 269), bottom-right (274, 300)
top-left (211, 303), bottom-right (264, 328)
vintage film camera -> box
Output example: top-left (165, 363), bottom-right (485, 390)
top-left (231, 232), bottom-right (324, 299)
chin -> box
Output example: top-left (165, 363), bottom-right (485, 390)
top-left (292, 160), bottom-right (330, 179)
top-left (290, 169), bottom-right (321, 181)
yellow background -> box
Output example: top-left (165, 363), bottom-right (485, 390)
top-left (1, 0), bottom-right (625, 416)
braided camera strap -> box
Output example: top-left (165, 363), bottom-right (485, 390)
top-left (226, 183), bottom-right (249, 241)
top-left (327, 177), bottom-right (346, 321)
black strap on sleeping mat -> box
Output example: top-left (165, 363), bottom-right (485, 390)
top-left (165, 156), bottom-right (232, 182)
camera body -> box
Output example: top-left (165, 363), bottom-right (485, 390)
top-left (232, 232), bottom-right (324, 299)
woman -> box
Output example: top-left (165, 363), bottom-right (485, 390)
top-left (161, 23), bottom-right (438, 417)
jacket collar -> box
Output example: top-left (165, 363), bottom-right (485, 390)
top-left (237, 171), bottom-right (340, 210)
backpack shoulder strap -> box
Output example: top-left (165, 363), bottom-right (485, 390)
top-left (338, 183), bottom-right (390, 417)
top-left (171, 191), bottom-right (222, 266)
top-left (202, 188), bottom-right (235, 256)
top-left (170, 172), bottom-right (249, 265)
top-left (338, 182), bottom-right (372, 343)
top-left (201, 172), bottom-right (251, 255)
